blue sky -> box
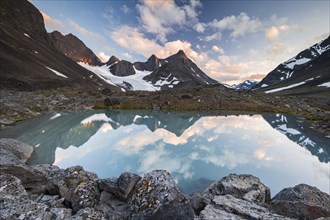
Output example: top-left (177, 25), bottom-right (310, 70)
top-left (32, 0), bottom-right (329, 84)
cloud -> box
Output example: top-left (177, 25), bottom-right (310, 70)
top-left (121, 4), bottom-right (132, 14)
top-left (68, 19), bottom-right (103, 41)
top-left (40, 11), bottom-right (66, 33)
top-left (210, 12), bottom-right (262, 38)
top-left (98, 52), bottom-right (110, 62)
top-left (212, 45), bottom-right (224, 54)
top-left (136, 0), bottom-right (201, 43)
top-left (265, 25), bottom-right (289, 40)
top-left (204, 33), bottom-right (221, 42)
top-left (122, 52), bottom-right (132, 60)
top-left (194, 22), bottom-right (206, 33)
top-left (267, 43), bottom-right (287, 54)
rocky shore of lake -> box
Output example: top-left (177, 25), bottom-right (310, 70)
top-left (1, 87), bottom-right (330, 136)
top-left (1, 138), bottom-right (329, 220)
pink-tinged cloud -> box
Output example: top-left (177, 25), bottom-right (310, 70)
top-left (40, 11), bottom-right (66, 33)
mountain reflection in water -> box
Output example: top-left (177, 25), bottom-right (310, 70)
top-left (1, 110), bottom-right (329, 195)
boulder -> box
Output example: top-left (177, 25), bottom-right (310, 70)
top-left (98, 172), bottom-right (141, 201)
top-left (200, 205), bottom-right (245, 220)
top-left (71, 207), bottom-right (107, 220)
top-left (270, 184), bottom-right (330, 219)
top-left (0, 172), bottom-right (27, 196)
top-left (0, 148), bottom-right (46, 193)
top-left (204, 173), bottom-right (271, 204)
top-left (0, 138), bottom-right (33, 162)
top-left (96, 191), bottom-right (130, 219)
top-left (129, 170), bottom-right (195, 220)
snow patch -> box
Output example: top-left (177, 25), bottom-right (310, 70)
top-left (34, 51), bottom-right (38, 54)
top-left (261, 84), bottom-right (268, 88)
top-left (265, 81), bottom-right (305, 93)
top-left (45, 67), bottom-right (68, 78)
top-left (81, 113), bottom-right (118, 125)
top-left (317, 82), bottom-right (330, 88)
top-left (24, 33), bottom-right (30, 38)
top-left (284, 58), bottom-right (311, 69)
top-left (78, 62), bottom-right (159, 91)
top-left (278, 124), bottom-right (301, 135)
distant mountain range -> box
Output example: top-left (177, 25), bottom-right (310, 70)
top-left (229, 80), bottom-right (258, 90)
top-left (50, 31), bottom-right (219, 91)
top-left (253, 36), bottom-right (330, 96)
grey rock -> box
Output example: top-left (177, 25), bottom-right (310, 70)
top-left (98, 172), bottom-right (141, 201)
top-left (200, 204), bottom-right (245, 220)
top-left (109, 60), bottom-right (135, 77)
top-left (129, 170), bottom-right (194, 220)
top-left (204, 173), bottom-right (271, 204)
top-left (32, 164), bottom-right (63, 195)
top-left (0, 148), bottom-right (47, 194)
top-left (71, 181), bottom-right (100, 213)
top-left (0, 119), bottom-right (15, 126)
top-left (35, 194), bottom-right (65, 208)
top-left (270, 184), bottom-right (330, 219)
top-left (50, 207), bottom-right (72, 220)
top-left (210, 195), bottom-right (292, 219)
top-left (96, 191), bottom-right (130, 219)
top-left (0, 172), bottom-right (27, 196)
top-left (0, 194), bottom-right (55, 220)
top-left (71, 207), bottom-right (107, 220)
top-left (190, 192), bottom-right (206, 214)
top-left (0, 138), bottom-right (33, 162)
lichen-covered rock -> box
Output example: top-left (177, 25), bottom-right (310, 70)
top-left (71, 207), bottom-right (107, 220)
top-left (129, 170), bottom-right (194, 220)
top-left (34, 194), bottom-right (65, 208)
top-left (98, 172), bottom-right (141, 201)
top-left (0, 138), bottom-right (33, 163)
top-left (204, 173), bottom-right (271, 204)
top-left (71, 181), bottom-right (100, 213)
top-left (0, 172), bottom-right (27, 196)
top-left (270, 184), bottom-right (330, 219)
top-left (96, 191), bottom-right (130, 219)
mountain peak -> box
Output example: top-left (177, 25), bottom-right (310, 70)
top-left (147, 54), bottom-right (158, 62)
top-left (106, 55), bottom-right (120, 66)
top-left (176, 49), bottom-right (188, 58)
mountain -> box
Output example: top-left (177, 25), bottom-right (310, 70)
top-left (0, 0), bottom-right (113, 92)
top-left (230, 80), bottom-right (258, 90)
top-left (253, 36), bottom-right (330, 96)
top-left (134, 54), bottom-right (167, 72)
top-left (48, 31), bottom-right (102, 66)
top-left (78, 50), bottom-right (220, 91)
top-left (143, 50), bottom-right (219, 89)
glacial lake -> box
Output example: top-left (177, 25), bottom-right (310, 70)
top-left (1, 110), bottom-right (329, 195)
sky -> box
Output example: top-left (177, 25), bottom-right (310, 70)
top-left (31, 0), bottom-right (329, 85)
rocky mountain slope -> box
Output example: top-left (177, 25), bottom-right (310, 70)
top-left (0, 0), bottom-right (114, 92)
top-left (253, 36), bottom-right (330, 96)
top-left (48, 31), bottom-right (102, 66)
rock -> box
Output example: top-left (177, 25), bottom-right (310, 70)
top-left (201, 195), bottom-right (292, 220)
top-left (34, 194), bottom-right (65, 208)
top-left (0, 138), bottom-right (33, 162)
top-left (104, 97), bottom-right (120, 106)
top-left (200, 205), bottom-right (245, 220)
top-left (0, 194), bottom-right (54, 220)
top-left (204, 173), bottom-right (271, 204)
top-left (98, 172), bottom-right (141, 201)
top-left (0, 119), bottom-right (15, 126)
top-left (71, 207), bottom-right (107, 220)
top-left (0, 148), bottom-right (47, 194)
top-left (270, 184), bottom-right (330, 219)
top-left (49, 207), bottom-right (72, 219)
top-left (109, 60), bottom-right (136, 77)
top-left (71, 181), bottom-right (100, 213)
top-left (0, 172), bottom-right (27, 196)
top-left (129, 170), bottom-right (194, 220)
top-left (96, 191), bottom-right (130, 219)
top-left (190, 192), bottom-right (206, 214)
top-left (32, 164), bottom-right (63, 195)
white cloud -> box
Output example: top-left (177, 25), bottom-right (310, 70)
top-left (267, 43), bottom-right (287, 54)
top-left (210, 12), bottom-right (262, 38)
top-left (265, 25), bottom-right (289, 40)
top-left (212, 45), bottom-right (224, 54)
top-left (122, 52), bottom-right (133, 60)
top-left (40, 11), bottom-right (66, 33)
top-left (204, 33), bottom-right (221, 42)
top-left (98, 52), bottom-right (110, 62)
top-left (136, 0), bottom-right (201, 43)
top-left (194, 22), bottom-right (206, 33)
top-left (68, 19), bottom-right (103, 41)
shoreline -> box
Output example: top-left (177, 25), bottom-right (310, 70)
top-left (1, 138), bottom-right (329, 219)
top-left (1, 88), bottom-right (329, 136)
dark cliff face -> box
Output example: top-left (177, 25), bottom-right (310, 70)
top-left (0, 0), bottom-right (115, 92)
top-left (133, 54), bottom-right (166, 72)
top-left (48, 31), bottom-right (102, 66)
top-left (105, 56), bottom-right (120, 66)
top-left (109, 60), bottom-right (136, 77)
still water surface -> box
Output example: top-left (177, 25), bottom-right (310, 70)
top-left (1, 110), bottom-right (329, 195)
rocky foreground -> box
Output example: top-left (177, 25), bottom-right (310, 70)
top-left (1, 138), bottom-right (329, 220)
